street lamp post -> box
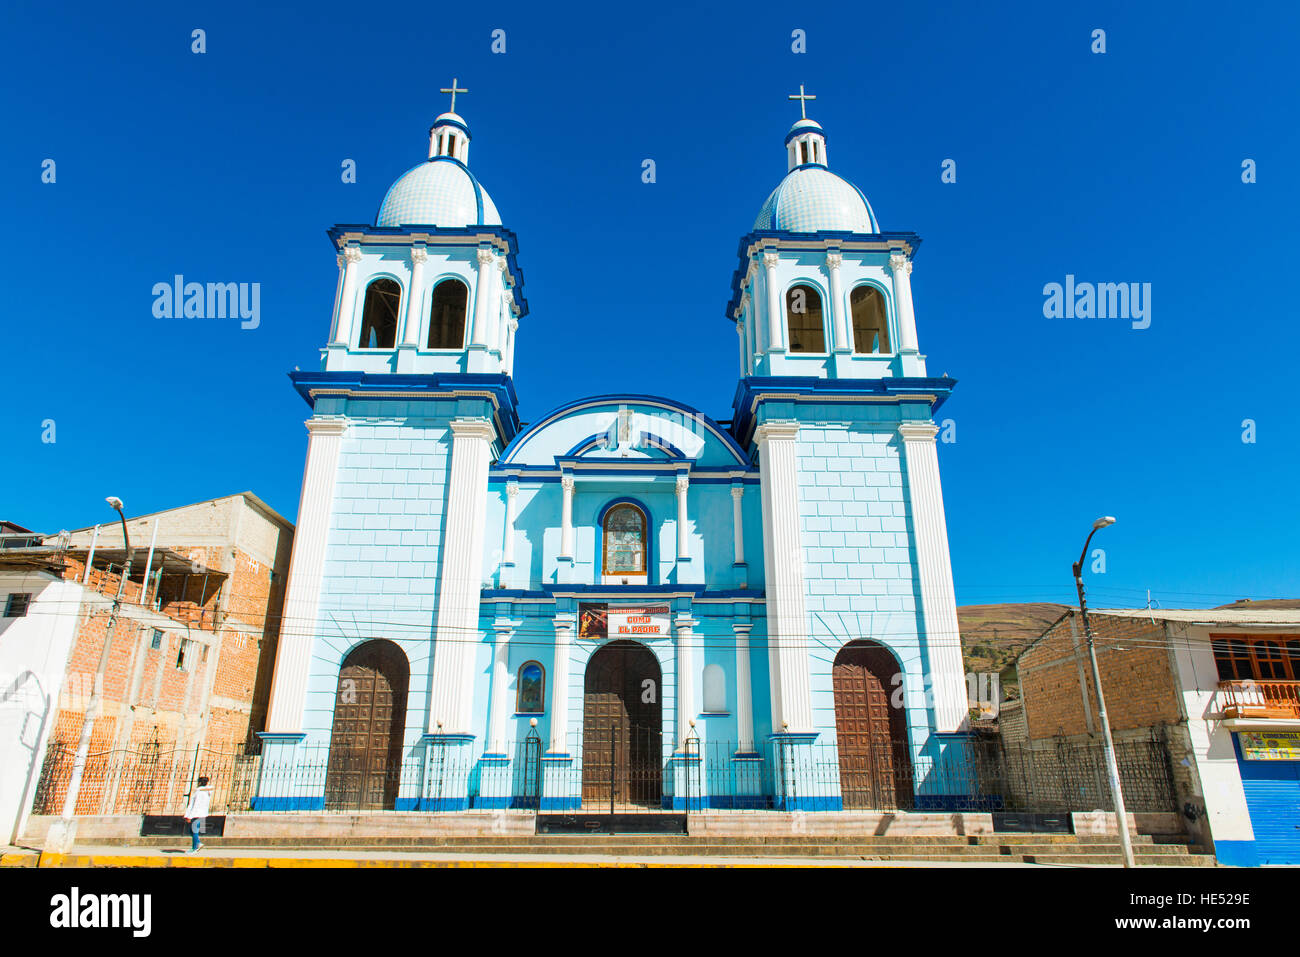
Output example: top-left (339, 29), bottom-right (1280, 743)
top-left (48, 497), bottom-right (132, 854)
top-left (1073, 515), bottom-right (1135, 868)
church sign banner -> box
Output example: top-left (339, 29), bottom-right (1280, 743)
top-left (578, 603), bottom-right (670, 640)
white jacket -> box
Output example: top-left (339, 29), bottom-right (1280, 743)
top-left (184, 786), bottom-right (213, 820)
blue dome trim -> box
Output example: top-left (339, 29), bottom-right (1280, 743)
top-left (431, 116), bottom-right (471, 138)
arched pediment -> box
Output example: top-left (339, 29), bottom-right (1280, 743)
top-left (498, 396), bottom-right (748, 468)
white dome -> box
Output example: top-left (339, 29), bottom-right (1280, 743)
top-left (375, 158), bottom-right (502, 228)
top-left (753, 166), bottom-right (878, 233)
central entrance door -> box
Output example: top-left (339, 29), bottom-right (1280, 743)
top-left (582, 640), bottom-right (662, 808)
top-left (324, 639), bottom-right (409, 810)
top-left (832, 640), bottom-right (913, 809)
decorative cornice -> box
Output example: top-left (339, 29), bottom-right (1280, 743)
top-left (449, 418), bottom-right (497, 442)
top-left (304, 417), bottom-right (348, 436)
top-left (897, 421), bottom-right (939, 442)
top-left (889, 253), bottom-right (913, 276)
top-left (753, 421), bottom-right (800, 445)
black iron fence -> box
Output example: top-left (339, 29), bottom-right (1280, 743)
top-left (30, 730), bottom-right (1178, 816)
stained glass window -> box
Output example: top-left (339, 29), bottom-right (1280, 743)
top-left (603, 504), bottom-right (646, 576)
top-left (516, 661), bottom-right (544, 713)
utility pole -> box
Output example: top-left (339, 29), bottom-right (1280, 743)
top-left (47, 497), bottom-right (132, 855)
top-left (1073, 515), bottom-right (1135, 868)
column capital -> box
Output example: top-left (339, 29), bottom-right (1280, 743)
top-left (888, 253), bottom-right (913, 276)
top-left (732, 622), bottom-right (754, 635)
top-left (507, 316), bottom-right (519, 332)
top-left (343, 246), bottom-right (363, 265)
top-left (477, 247), bottom-right (497, 266)
top-left (735, 320), bottom-right (744, 337)
top-left (762, 250), bottom-right (781, 269)
top-left (492, 618), bottom-right (520, 635)
top-left (561, 474), bottom-right (575, 493)
top-left (335, 254), bottom-right (346, 270)
top-left (449, 418), bottom-right (496, 442)
top-left (505, 480), bottom-right (520, 497)
top-left (553, 613), bottom-right (577, 632)
top-left (730, 485), bottom-right (745, 500)
top-left (825, 251), bottom-right (843, 270)
top-left (410, 246), bottom-right (429, 265)
top-left (675, 474), bottom-right (690, 493)
top-left (753, 421), bottom-right (800, 446)
top-left (304, 416), bottom-right (348, 436)
top-left (673, 613), bottom-right (697, 631)
top-left (898, 421), bottom-right (939, 443)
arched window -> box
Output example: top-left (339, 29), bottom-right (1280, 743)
top-left (516, 661), bottom-right (545, 713)
top-left (602, 503), bottom-right (647, 578)
top-left (702, 663), bottom-right (727, 713)
top-left (357, 278), bottom-right (401, 349)
top-left (428, 278), bottom-right (468, 349)
top-left (851, 285), bottom-right (890, 354)
top-left (785, 284), bottom-right (825, 353)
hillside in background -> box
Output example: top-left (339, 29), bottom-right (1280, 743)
top-left (957, 603), bottom-right (1070, 699)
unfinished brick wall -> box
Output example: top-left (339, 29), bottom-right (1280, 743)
top-left (1018, 612), bottom-right (1180, 741)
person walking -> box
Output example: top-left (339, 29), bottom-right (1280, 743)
top-left (183, 776), bottom-right (213, 853)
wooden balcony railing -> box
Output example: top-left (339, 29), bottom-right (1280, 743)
top-left (1219, 679), bottom-right (1300, 720)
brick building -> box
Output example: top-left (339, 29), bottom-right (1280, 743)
top-left (0, 493), bottom-right (292, 838)
top-left (1015, 607), bottom-right (1300, 866)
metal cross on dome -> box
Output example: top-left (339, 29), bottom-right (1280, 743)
top-left (440, 77), bottom-right (468, 113)
top-left (788, 84), bottom-right (816, 119)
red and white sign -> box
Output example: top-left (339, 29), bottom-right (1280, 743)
top-left (607, 605), bottom-right (670, 638)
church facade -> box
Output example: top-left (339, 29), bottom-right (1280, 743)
top-left (256, 89), bottom-right (973, 812)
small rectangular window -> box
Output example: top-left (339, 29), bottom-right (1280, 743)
top-left (150, 628), bottom-right (163, 650)
top-left (4, 593), bottom-right (31, 617)
top-left (176, 639), bottom-right (189, 671)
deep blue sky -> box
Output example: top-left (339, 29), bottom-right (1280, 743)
top-left (4, 1), bottom-right (1297, 609)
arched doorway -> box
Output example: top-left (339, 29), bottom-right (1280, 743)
top-left (582, 640), bottom-right (662, 808)
top-left (832, 640), bottom-right (913, 809)
top-left (325, 639), bottom-right (410, 810)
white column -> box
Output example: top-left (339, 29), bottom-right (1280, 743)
top-left (763, 251), bottom-right (785, 352)
top-left (492, 258), bottom-right (510, 355)
top-left (502, 481), bottom-right (518, 567)
top-left (326, 254), bottom-right (346, 341)
top-left (733, 623), bottom-right (755, 752)
top-left (559, 474), bottom-right (574, 559)
top-left (470, 248), bottom-right (496, 349)
top-left (675, 474), bottom-right (690, 560)
top-left (504, 317), bottom-right (518, 376)
top-left (889, 254), bottom-right (919, 353)
top-left (735, 321), bottom-right (746, 376)
top-left (675, 614), bottom-right (697, 749)
top-left (138, 520), bottom-right (159, 608)
top-left (401, 246), bottom-right (428, 347)
top-left (488, 619), bottom-right (514, 754)
top-left (730, 485), bottom-right (745, 565)
top-left (898, 421), bottom-right (967, 732)
top-left (755, 421), bottom-right (812, 734)
top-left (331, 247), bottom-right (363, 346)
top-left (827, 251), bottom-right (850, 352)
top-left (741, 293), bottom-right (756, 372)
top-left (428, 418), bottom-right (496, 733)
top-left (549, 614), bottom-right (575, 753)
top-left (266, 417), bottom-right (348, 732)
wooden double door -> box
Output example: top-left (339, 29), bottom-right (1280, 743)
top-left (832, 640), bottom-right (913, 809)
top-left (325, 640), bottom-right (409, 810)
top-left (582, 640), bottom-right (663, 808)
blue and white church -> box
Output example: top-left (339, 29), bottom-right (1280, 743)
top-left (257, 85), bottom-right (973, 813)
